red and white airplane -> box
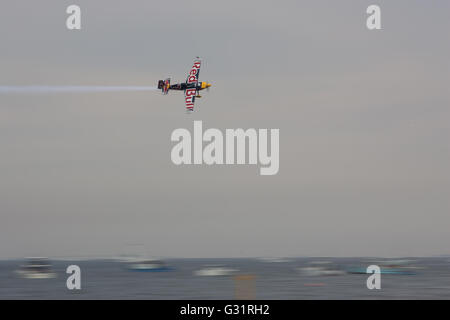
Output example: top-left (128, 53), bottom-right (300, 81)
top-left (157, 57), bottom-right (211, 112)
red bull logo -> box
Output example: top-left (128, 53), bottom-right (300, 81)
top-left (185, 88), bottom-right (196, 111)
top-left (187, 61), bottom-right (201, 84)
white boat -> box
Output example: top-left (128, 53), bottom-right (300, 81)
top-left (298, 261), bottom-right (345, 276)
top-left (298, 266), bottom-right (345, 276)
top-left (194, 265), bottom-right (238, 276)
top-left (15, 257), bottom-right (57, 279)
top-left (258, 257), bottom-right (291, 263)
top-left (123, 259), bottom-right (172, 272)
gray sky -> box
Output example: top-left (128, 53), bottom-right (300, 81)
top-left (0, 0), bottom-right (449, 258)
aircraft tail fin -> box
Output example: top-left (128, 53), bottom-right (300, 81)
top-left (157, 78), bottom-right (170, 94)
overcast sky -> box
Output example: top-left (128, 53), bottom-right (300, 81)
top-left (0, 0), bottom-right (449, 258)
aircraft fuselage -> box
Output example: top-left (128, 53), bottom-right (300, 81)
top-left (169, 81), bottom-right (211, 91)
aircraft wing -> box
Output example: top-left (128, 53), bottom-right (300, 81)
top-left (184, 88), bottom-right (196, 112)
top-left (184, 57), bottom-right (201, 112)
top-left (186, 57), bottom-right (201, 85)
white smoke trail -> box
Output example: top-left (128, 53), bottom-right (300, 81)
top-left (0, 86), bottom-right (158, 94)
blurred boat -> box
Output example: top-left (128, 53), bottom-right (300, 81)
top-left (259, 257), bottom-right (291, 263)
top-left (123, 259), bottom-right (172, 272)
top-left (117, 244), bottom-right (173, 272)
top-left (194, 265), bottom-right (238, 276)
top-left (15, 257), bottom-right (57, 279)
top-left (298, 261), bottom-right (345, 276)
top-left (346, 267), bottom-right (416, 275)
top-left (346, 259), bottom-right (419, 275)
top-left (299, 267), bottom-right (346, 276)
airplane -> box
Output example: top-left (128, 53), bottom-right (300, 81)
top-left (157, 57), bottom-right (211, 112)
